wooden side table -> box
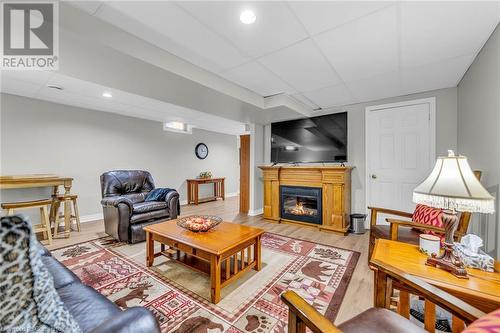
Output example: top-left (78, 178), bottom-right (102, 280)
top-left (370, 239), bottom-right (500, 314)
top-left (186, 177), bottom-right (225, 205)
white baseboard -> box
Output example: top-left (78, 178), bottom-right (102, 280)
top-left (248, 208), bottom-right (263, 216)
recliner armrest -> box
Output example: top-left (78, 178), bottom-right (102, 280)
top-left (101, 196), bottom-right (134, 212)
top-left (165, 190), bottom-right (180, 218)
top-left (89, 307), bottom-right (160, 333)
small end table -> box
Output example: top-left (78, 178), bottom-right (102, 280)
top-left (186, 177), bottom-right (225, 205)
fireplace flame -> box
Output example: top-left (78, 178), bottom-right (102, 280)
top-left (291, 201), bottom-right (311, 216)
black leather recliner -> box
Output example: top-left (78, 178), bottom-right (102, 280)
top-left (100, 170), bottom-right (180, 244)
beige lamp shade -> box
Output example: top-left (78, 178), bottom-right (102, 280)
top-left (413, 150), bottom-right (495, 213)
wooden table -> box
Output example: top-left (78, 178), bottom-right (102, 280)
top-left (186, 177), bottom-right (225, 205)
top-left (370, 239), bottom-right (500, 314)
top-left (0, 174), bottom-right (74, 236)
top-left (144, 219), bottom-right (264, 303)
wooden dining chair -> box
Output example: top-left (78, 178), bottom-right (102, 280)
top-left (367, 170), bottom-right (482, 262)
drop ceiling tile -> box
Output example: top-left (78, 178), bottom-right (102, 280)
top-left (291, 93), bottom-right (320, 110)
top-left (303, 83), bottom-right (356, 108)
top-left (314, 6), bottom-right (399, 82)
top-left (401, 2), bottom-right (500, 68)
top-left (95, 2), bottom-right (249, 73)
top-left (259, 38), bottom-right (342, 92)
top-left (221, 61), bottom-right (295, 97)
top-left (289, 1), bottom-right (393, 36)
top-left (177, 1), bottom-right (308, 58)
top-left (400, 54), bottom-right (475, 95)
top-left (346, 71), bottom-right (401, 102)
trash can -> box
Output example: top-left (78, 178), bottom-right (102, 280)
top-left (349, 214), bottom-right (367, 234)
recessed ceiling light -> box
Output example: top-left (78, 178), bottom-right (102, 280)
top-left (102, 92), bottom-right (112, 98)
top-left (240, 10), bottom-right (256, 24)
top-left (47, 84), bottom-right (63, 91)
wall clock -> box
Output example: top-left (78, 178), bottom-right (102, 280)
top-left (195, 143), bottom-right (209, 159)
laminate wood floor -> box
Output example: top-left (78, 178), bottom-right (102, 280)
top-left (46, 196), bottom-right (373, 325)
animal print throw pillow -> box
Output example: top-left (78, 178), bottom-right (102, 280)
top-left (0, 215), bottom-right (81, 333)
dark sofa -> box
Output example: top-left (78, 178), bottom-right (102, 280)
top-left (37, 242), bottom-right (160, 333)
top-left (100, 170), bottom-right (180, 243)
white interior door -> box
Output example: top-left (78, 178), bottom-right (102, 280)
top-left (366, 98), bottom-right (436, 225)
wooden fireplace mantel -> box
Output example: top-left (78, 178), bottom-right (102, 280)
top-left (258, 165), bottom-right (353, 234)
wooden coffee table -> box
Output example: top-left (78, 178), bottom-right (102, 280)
top-left (144, 219), bottom-right (264, 303)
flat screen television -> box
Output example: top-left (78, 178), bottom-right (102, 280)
top-left (271, 112), bottom-right (347, 163)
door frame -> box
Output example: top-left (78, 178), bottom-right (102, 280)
top-left (239, 134), bottom-right (250, 213)
top-left (364, 97), bottom-right (436, 215)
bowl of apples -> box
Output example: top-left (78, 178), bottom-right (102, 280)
top-left (177, 215), bottom-right (222, 232)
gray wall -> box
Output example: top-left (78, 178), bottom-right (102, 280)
top-left (0, 93), bottom-right (239, 221)
top-left (457, 24), bottom-right (500, 259)
top-left (261, 87), bottom-right (458, 213)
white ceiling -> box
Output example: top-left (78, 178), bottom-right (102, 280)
top-left (70, 1), bottom-right (500, 109)
top-left (0, 70), bottom-right (246, 136)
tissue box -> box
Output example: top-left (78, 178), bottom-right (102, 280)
top-left (454, 243), bottom-right (494, 272)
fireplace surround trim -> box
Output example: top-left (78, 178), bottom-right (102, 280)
top-left (258, 165), bottom-right (353, 234)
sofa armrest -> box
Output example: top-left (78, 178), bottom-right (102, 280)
top-left (101, 196), bottom-right (133, 213)
top-left (165, 190), bottom-right (180, 218)
top-left (89, 307), bottom-right (160, 333)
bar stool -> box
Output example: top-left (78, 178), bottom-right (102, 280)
top-left (1, 199), bottom-right (53, 245)
top-left (54, 194), bottom-right (81, 238)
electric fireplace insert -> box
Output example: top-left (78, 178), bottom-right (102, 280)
top-left (280, 185), bottom-right (322, 225)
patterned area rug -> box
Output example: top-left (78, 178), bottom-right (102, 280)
top-left (52, 233), bottom-right (359, 332)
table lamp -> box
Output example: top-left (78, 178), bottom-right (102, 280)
top-left (413, 150), bottom-right (495, 278)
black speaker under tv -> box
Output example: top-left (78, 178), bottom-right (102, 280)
top-left (271, 112), bottom-right (347, 163)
